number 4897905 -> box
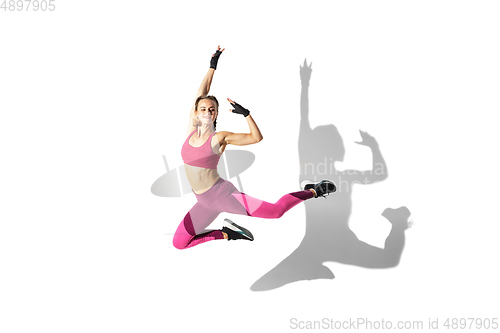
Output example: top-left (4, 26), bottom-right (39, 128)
top-left (1, 0), bottom-right (56, 11)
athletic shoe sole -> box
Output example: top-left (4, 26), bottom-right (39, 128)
top-left (223, 218), bottom-right (254, 241)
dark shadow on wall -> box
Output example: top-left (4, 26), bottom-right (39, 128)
top-left (250, 60), bottom-right (412, 292)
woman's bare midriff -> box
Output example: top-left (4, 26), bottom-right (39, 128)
top-left (184, 164), bottom-right (220, 194)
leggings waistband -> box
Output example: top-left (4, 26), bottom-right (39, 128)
top-left (194, 177), bottom-right (228, 199)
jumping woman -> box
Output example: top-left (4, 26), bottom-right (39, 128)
top-left (172, 46), bottom-right (336, 249)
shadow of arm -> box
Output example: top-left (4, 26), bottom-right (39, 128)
top-left (300, 59), bottom-right (312, 134)
top-left (345, 132), bottom-right (388, 184)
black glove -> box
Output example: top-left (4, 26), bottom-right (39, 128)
top-left (210, 49), bottom-right (223, 70)
top-left (230, 101), bottom-right (250, 117)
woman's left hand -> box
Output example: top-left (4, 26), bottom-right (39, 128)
top-left (227, 98), bottom-right (250, 117)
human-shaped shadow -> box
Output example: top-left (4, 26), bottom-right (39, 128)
top-left (250, 60), bottom-right (411, 291)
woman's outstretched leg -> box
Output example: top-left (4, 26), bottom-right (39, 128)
top-left (222, 180), bottom-right (336, 218)
top-left (229, 190), bottom-right (314, 218)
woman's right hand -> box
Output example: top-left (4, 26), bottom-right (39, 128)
top-left (210, 45), bottom-right (225, 70)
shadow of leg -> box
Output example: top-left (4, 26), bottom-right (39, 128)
top-left (250, 246), bottom-right (335, 292)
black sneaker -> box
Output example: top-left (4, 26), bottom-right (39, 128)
top-left (301, 179), bottom-right (337, 198)
top-left (222, 218), bottom-right (254, 241)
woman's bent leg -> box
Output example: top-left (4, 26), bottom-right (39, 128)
top-left (172, 203), bottom-right (223, 249)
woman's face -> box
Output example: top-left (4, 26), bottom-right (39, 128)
top-left (196, 99), bottom-right (218, 125)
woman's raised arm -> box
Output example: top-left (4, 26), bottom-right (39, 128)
top-left (187, 46), bottom-right (224, 134)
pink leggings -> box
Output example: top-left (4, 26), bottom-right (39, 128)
top-left (173, 178), bottom-right (314, 249)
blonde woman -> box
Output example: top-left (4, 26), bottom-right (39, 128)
top-left (173, 46), bottom-right (336, 249)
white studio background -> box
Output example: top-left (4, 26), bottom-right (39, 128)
top-left (1, 1), bottom-right (499, 332)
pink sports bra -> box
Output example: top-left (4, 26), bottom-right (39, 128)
top-left (181, 130), bottom-right (220, 169)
